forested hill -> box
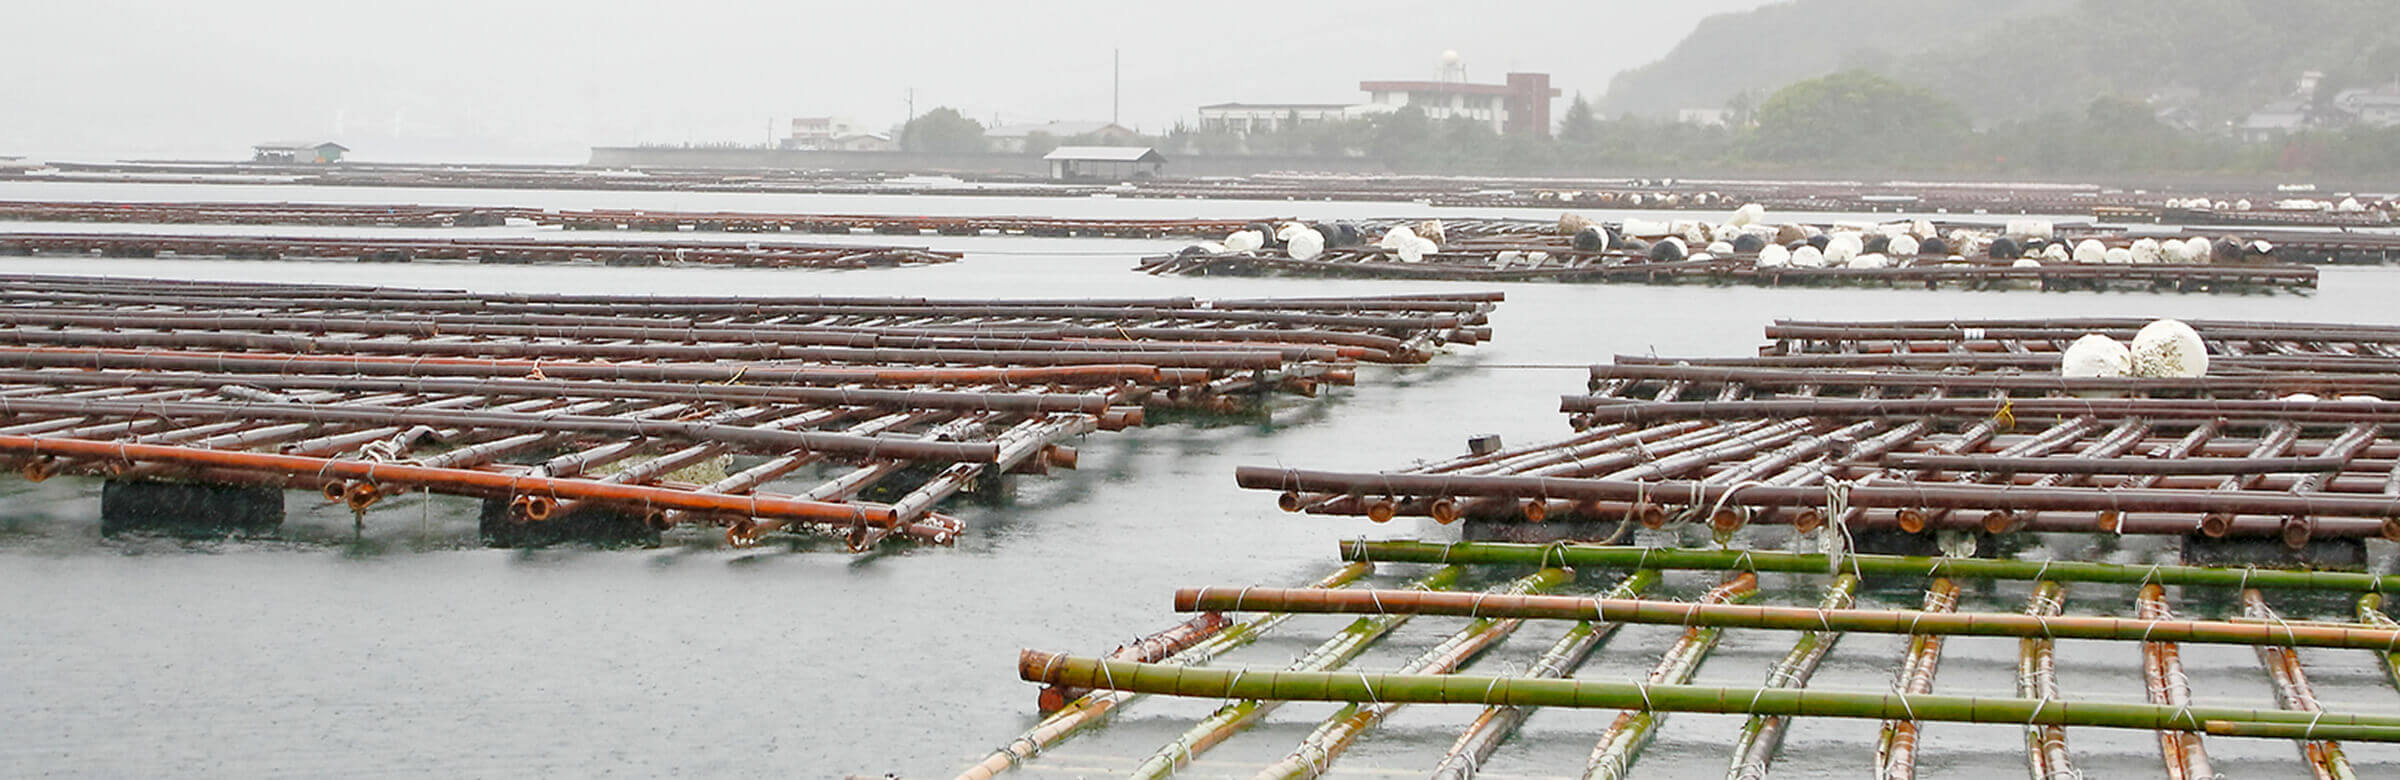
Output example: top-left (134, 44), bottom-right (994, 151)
top-left (1600, 0), bottom-right (2400, 125)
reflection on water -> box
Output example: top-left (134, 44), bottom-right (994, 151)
top-left (2, 187), bottom-right (2397, 776)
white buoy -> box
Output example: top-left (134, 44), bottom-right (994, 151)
top-left (1706, 240), bottom-right (1735, 255)
top-left (1729, 203), bottom-right (1766, 228)
top-left (2104, 247), bottom-right (2134, 264)
top-left (2129, 319), bottom-right (2208, 377)
top-left (1378, 225), bottom-right (1417, 249)
top-left (1757, 244), bottom-right (1791, 267)
top-left (1286, 228), bottom-right (1325, 261)
top-left (2130, 237), bottom-right (2164, 265)
top-left (2012, 258), bottom-right (2042, 268)
top-left (1824, 233), bottom-right (1863, 266)
top-left (1888, 234), bottom-right (1921, 257)
top-left (1790, 245), bottom-right (1826, 268)
top-left (2061, 334), bottom-right (2132, 378)
top-left (1224, 230), bottom-right (1264, 253)
top-left (2072, 239), bottom-right (2107, 264)
top-left (1849, 252), bottom-right (1890, 269)
top-left (1397, 235), bottom-right (1437, 263)
top-left (2004, 219), bottom-right (2055, 240)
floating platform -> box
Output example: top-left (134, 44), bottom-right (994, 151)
top-left (1144, 240), bottom-right (2318, 293)
top-left (0, 274), bottom-right (1496, 548)
top-left (981, 546), bottom-right (2400, 777)
top-left (0, 200), bottom-right (537, 227)
top-left (1244, 317), bottom-right (2400, 554)
top-left (0, 232), bottom-right (960, 268)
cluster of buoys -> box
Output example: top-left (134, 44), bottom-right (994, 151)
top-left (1206, 220), bottom-right (1372, 262)
top-left (2060, 319), bottom-right (2208, 378)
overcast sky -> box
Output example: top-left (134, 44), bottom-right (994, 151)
top-left (5, 0), bottom-right (1772, 163)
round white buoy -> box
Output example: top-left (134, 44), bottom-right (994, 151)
top-left (2129, 319), bottom-right (2207, 377)
top-left (2061, 334), bottom-right (2132, 378)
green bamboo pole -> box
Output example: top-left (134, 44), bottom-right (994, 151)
top-left (1876, 579), bottom-right (1960, 780)
top-left (2246, 590), bottom-right (2358, 780)
top-left (1430, 570), bottom-right (1661, 780)
top-left (1251, 567), bottom-right (1572, 780)
top-left (1586, 574), bottom-right (1761, 780)
top-left (1177, 585), bottom-right (2400, 652)
top-left (2018, 581), bottom-right (2075, 780)
top-left (1014, 651), bottom-right (2400, 742)
top-left (2139, 583), bottom-right (2212, 780)
top-left (1341, 540), bottom-right (2400, 593)
top-left (1124, 565), bottom-right (1466, 780)
top-left (955, 561), bottom-right (1372, 780)
top-left (1728, 574), bottom-right (1860, 780)
top-left (2357, 594), bottom-right (2400, 693)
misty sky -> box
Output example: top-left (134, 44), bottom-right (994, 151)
top-left (5, 0), bottom-right (1772, 163)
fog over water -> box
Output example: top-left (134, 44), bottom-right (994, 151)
top-left (2, 1), bottom-right (1769, 162)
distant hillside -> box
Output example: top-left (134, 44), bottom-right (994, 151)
top-left (1597, 0), bottom-right (2068, 117)
top-left (1601, 0), bottom-right (2400, 125)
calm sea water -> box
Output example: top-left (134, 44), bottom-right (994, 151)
top-left (1, 181), bottom-right (2395, 777)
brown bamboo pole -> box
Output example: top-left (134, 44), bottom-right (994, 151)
top-left (1584, 574), bottom-right (1761, 780)
top-left (954, 562), bottom-right (1375, 780)
top-left (1728, 573), bottom-right (1861, 780)
top-left (1876, 579), bottom-right (1959, 780)
top-left (1122, 566), bottom-right (1468, 780)
top-left (1429, 570), bottom-right (1660, 780)
top-left (2018, 581), bottom-right (2075, 780)
top-left (2246, 590), bottom-right (2357, 780)
top-left (2139, 584), bottom-right (2212, 780)
top-left (1251, 567), bottom-right (1573, 779)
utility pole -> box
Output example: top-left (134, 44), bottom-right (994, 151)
top-left (907, 87), bottom-right (916, 121)
top-left (1112, 48), bottom-right (1121, 127)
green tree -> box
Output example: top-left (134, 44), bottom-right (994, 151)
top-left (1745, 70), bottom-right (1971, 167)
top-left (1559, 95), bottom-right (1602, 145)
top-left (1022, 131), bottom-right (1060, 157)
top-left (900, 107), bottom-right (986, 153)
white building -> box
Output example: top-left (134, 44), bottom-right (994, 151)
top-left (984, 121), bottom-right (1138, 153)
top-left (2333, 86), bottom-right (2400, 127)
top-left (1195, 103), bottom-right (1359, 134)
top-left (786, 118), bottom-right (872, 150)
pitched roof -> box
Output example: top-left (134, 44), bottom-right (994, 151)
top-left (254, 141), bottom-right (349, 151)
top-left (1042, 146), bottom-right (1164, 162)
top-left (985, 121), bottom-right (1128, 139)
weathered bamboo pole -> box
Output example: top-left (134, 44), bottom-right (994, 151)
top-left (954, 562), bottom-right (1373, 780)
top-left (1247, 468), bottom-right (2400, 527)
top-left (1013, 653), bottom-right (2400, 741)
top-left (2357, 593), bottom-right (2400, 693)
top-left (0, 434), bottom-right (910, 530)
top-left (2017, 581), bottom-right (2075, 780)
top-left (1338, 541), bottom-right (2400, 593)
top-left (2139, 584), bottom-right (2212, 780)
top-left (1727, 574), bottom-right (1860, 780)
top-left (1124, 566), bottom-right (1466, 780)
top-left (1176, 585), bottom-right (2400, 651)
top-left (1876, 579), bottom-right (1960, 780)
top-left (1585, 574), bottom-right (1760, 780)
top-left (1251, 567), bottom-right (1572, 779)
top-left (1428, 570), bottom-right (1660, 780)
top-left (2246, 590), bottom-right (2357, 780)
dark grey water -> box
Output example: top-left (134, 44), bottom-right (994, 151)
top-left (1, 183), bottom-right (2395, 777)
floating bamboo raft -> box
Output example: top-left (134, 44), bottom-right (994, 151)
top-left (1142, 237), bottom-right (2319, 293)
top-left (1245, 317), bottom-right (2400, 552)
top-left (0, 274), bottom-right (1495, 548)
top-left (0, 232), bottom-right (960, 268)
top-left (984, 546), bottom-right (2400, 777)
top-left (0, 200), bottom-right (537, 227)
